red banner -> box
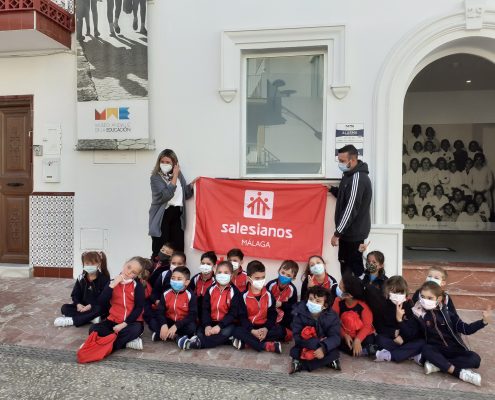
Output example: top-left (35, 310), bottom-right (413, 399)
top-left (193, 178), bottom-right (327, 261)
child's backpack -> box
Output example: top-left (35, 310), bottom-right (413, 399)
top-left (77, 332), bottom-right (117, 363)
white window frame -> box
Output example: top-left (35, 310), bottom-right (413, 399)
top-left (241, 50), bottom-right (327, 178)
top-left (219, 26), bottom-right (349, 179)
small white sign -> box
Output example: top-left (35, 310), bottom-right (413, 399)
top-left (77, 99), bottom-right (149, 140)
top-left (336, 123), bottom-right (364, 160)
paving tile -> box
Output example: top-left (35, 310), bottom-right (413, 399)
top-left (0, 277), bottom-right (493, 394)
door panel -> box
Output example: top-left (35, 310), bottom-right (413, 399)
top-left (0, 106), bottom-right (32, 263)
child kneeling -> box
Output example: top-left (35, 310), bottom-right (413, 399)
top-left (88, 257), bottom-right (146, 353)
top-left (233, 260), bottom-right (286, 353)
top-left (150, 266), bottom-right (197, 342)
top-left (178, 261), bottom-right (241, 350)
top-left (290, 286), bottom-right (341, 373)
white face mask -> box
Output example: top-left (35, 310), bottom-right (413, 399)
top-left (215, 273), bottom-right (231, 286)
top-left (420, 297), bottom-right (438, 310)
top-left (160, 163), bottom-right (173, 174)
top-left (389, 293), bottom-right (406, 305)
top-left (310, 263), bottom-right (325, 275)
top-left (199, 264), bottom-right (213, 274)
top-left (250, 278), bottom-right (265, 290)
top-left (426, 276), bottom-right (442, 286)
top-left (83, 265), bottom-right (98, 274)
top-left (231, 261), bottom-right (240, 271)
top-left (121, 277), bottom-right (134, 284)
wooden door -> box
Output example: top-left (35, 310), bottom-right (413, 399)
top-left (0, 101), bottom-right (32, 264)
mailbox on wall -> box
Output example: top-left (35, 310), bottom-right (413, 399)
top-left (42, 158), bottom-right (61, 183)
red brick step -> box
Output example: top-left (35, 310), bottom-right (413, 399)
top-left (403, 261), bottom-right (495, 310)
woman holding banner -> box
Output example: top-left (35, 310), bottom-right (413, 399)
top-left (149, 149), bottom-right (197, 258)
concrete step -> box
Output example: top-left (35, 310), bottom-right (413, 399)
top-left (403, 261), bottom-right (495, 310)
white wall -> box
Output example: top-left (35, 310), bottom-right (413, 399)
top-left (404, 90), bottom-right (495, 124)
top-left (0, 0), bottom-right (468, 284)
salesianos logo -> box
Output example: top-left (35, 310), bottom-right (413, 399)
top-left (95, 107), bottom-right (130, 121)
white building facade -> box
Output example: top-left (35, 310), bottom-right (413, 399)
top-left (1, 0), bottom-right (494, 285)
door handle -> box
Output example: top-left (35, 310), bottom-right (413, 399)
top-left (7, 182), bottom-right (24, 187)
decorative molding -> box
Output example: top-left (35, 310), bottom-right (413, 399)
top-left (220, 25), bottom-right (348, 102)
top-left (218, 89), bottom-right (237, 103)
top-left (465, 0), bottom-right (486, 30)
top-left (76, 138), bottom-right (155, 151)
top-left (32, 192), bottom-right (75, 196)
top-left (330, 84), bottom-right (351, 99)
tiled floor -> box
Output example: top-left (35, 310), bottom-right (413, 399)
top-left (1, 278), bottom-right (493, 394)
top-left (404, 231), bottom-right (495, 263)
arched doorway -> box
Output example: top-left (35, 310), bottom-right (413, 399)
top-left (402, 53), bottom-right (495, 262)
top-left (372, 6), bottom-right (495, 309)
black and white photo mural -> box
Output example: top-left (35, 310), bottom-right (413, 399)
top-left (402, 124), bottom-right (495, 231)
top-left (75, 0), bottom-right (151, 150)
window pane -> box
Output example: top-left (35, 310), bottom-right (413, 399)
top-left (246, 54), bottom-right (324, 175)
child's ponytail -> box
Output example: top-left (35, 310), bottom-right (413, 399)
top-left (98, 252), bottom-right (110, 279)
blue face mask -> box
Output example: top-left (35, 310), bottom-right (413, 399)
top-left (338, 162), bottom-right (351, 172)
top-left (278, 274), bottom-right (292, 285)
top-left (306, 300), bottom-right (323, 314)
top-left (336, 286), bottom-right (345, 298)
top-left (170, 279), bottom-right (185, 292)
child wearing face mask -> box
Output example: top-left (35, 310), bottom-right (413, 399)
top-left (232, 260), bottom-right (286, 353)
top-left (412, 266), bottom-right (457, 317)
top-left (149, 251), bottom-right (186, 321)
top-left (372, 276), bottom-right (425, 363)
top-left (149, 242), bottom-right (175, 287)
top-left (403, 281), bottom-right (492, 386)
top-left (267, 260), bottom-right (299, 341)
top-left (289, 286), bottom-right (341, 374)
top-left (55, 251), bottom-right (110, 328)
top-left (332, 274), bottom-right (377, 357)
top-left (178, 261), bottom-right (241, 350)
top-left (361, 251), bottom-right (388, 291)
top-left (301, 255), bottom-right (338, 300)
top-left (188, 251), bottom-right (217, 322)
top-left (150, 266), bottom-right (197, 343)
top-left (227, 248), bottom-right (248, 292)
top-left (88, 257), bottom-right (147, 352)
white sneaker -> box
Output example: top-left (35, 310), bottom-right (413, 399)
top-left (411, 353), bottom-right (422, 366)
top-left (54, 317), bottom-right (74, 327)
top-left (126, 338), bottom-right (143, 350)
top-left (459, 369), bottom-right (481, 386)
top-left (375, 349), bottom-right (392, 362)
top-left (90, 316), bottom-right (101, 324)
top-left (424, 360), bottom-right (440, 375)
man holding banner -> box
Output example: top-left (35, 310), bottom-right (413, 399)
top-left (329, 145), bottom-right (372, 277)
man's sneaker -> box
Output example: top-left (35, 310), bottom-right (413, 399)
top-left (411, 353), bottom-right (422, 366)
top-left (265, 341), bottom-right (282, 354)
top-left (459, 369), bottom-right (481, 386)
top-left (151, 332), bottom-right (161, 342)
top-left (375, 349), bottom-right (392, 362)
top-left (90, 316), bottom-right (101, 324)
top-left (126, 338), bottom-right (143, 350)
top-left (424, 361), bottom-right (440, 375)
top-left (188, 335), bottom-right (201, 350)
top-left (54, 317), bottom-right (74, 327)
top-left (177, 335), bottom-right (190, 350)
top-left (232, 338), bottom-right (243, 350)
top-left (289, 359), bottom-right (302, 374)
top-left (327, 358), bottom-right (342, 371)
